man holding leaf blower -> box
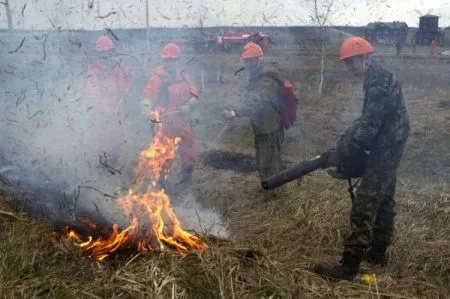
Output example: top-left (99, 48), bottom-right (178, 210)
top-left (261, 36), bottom-right (410, 281)
top-left (313, 37), bottom-right (410, 281)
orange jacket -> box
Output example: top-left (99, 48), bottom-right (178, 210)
top-left (142, 66), bottom-right (199, 112)
top-left (85, 58), bottom-right (134, 108)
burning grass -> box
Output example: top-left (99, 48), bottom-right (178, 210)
top-left (61, 112), bottom-right (207, 261)
top-left (0, 53), bottom-right (449, 298)
top-left (0, 175), bottom-right (448, 298)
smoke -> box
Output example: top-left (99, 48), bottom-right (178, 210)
top-left (173, 193), bottom-right (229, 238)
top-left (0, 29), bottom-right (227, 236)
top-left (0, 25), bottom-right (358, 238)
top-left (0, 32), bottom-right (118, 227)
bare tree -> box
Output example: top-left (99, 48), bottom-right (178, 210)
top-left (305, 0), bottom-right (335, 100)
top-left (1, 0), bottom-right (13, 30)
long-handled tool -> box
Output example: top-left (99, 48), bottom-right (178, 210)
top-left (202, 121), bottom-right (231, 155)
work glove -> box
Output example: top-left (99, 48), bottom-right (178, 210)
top-left (220, 109), bottom-right (236, 120)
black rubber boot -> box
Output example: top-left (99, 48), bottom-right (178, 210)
top-left (364, 244), bottom-right (389, 267)
top-left (313, 251), bottom-right (361, 281)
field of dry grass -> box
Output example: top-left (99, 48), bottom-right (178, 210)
top-left (0, 49), bottom-right (449, 298)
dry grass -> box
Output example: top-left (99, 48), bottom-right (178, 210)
top-left (0, 53), bottom-right (449, 298)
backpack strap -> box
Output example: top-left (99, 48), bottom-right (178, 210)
top-left (254, 71), bottom-right (284, 86)
top-left (253, 71), bottom-right (285, 115)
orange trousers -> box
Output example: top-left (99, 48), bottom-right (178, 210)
top-left (160, 113), bottom-right (197, 167)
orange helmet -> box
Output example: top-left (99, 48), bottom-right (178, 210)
top-left (339, 36), bottom-right (374, 61)
top-left (240, 42), bottom-right (264, 60)
top-left (96, 35), bottom-right (114, 52)
top-left (162, 43), bottom-right (181, 59)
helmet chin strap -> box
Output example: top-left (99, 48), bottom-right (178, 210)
top-left (362, 54), bottom-right (372, 72)
top-left (362, 55), bottom-right (366, 72)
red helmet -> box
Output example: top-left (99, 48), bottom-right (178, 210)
top-left (96, 35), bottom-right (114, 52)
top-left (339, 36), bottom-right (374, 61)
top-left (240, 42), bottom-right (263, 60)
top-left (162, 43), bottom-right (181, 59)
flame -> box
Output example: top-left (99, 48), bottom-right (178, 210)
top-left (65, 110), bottom-right (207, 260)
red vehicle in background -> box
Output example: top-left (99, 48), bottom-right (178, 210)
top-left (195, 30), bottom-right (273, 53)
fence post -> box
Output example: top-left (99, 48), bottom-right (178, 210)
top-left (201, 70), bottom-right (205, 90)
top-left (217, 65), bottom-right (221, 82)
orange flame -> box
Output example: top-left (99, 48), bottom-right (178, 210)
top-left (65, 111), bottom-right (207, 260)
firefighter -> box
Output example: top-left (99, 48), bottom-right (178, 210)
top-left (141, 42), bottom-right (199, 186)
top-left (430, 38), bottom-right (437, 55)
top-left (250, 33), bottom-right (270, 53)
top-left (314, 37), bottom-right (410, 281)
top-left (220, 42), bottom-right (285, 188)
top-left (84, 35), bottom-right (134, 166)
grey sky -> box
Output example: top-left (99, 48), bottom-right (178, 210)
top-left (0, 0), bottom-right (449, 30)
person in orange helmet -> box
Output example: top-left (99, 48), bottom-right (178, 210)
top-left (430, 38), bottom-right (437, 55)
top-left (84, 35), bottom-right (134, 167)
top-left (313, 36), bottom-right (410, 281)
top-left (220, 42), bottom-right (289, 190)
top-left (141, 42), bottom-right (199, 188)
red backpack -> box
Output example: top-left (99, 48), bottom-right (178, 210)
top-left (257, 72), bottom-right (298, 129)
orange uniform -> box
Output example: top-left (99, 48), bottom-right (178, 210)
top-left (142, 65), bottom-right (199, 167)
top-left (430, 39), bottom-right (437, 55)
top-left (85, 57), bottom-right (133, 161)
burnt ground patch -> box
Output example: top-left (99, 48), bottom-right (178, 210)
top-left (438, 100), bottom-right (450, 109)
top-left (199, 150), bottom-right (258, 173)
top-left (199, 150), bottom-right (296, 173)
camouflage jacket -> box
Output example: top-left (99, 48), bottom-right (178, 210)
top-left (233, 63), bottom-right (283, 136)
top-left (336, 61), bottom-right (410, 158)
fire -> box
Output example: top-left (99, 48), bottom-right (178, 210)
top-left (65, 111), bottom-right (207, 261)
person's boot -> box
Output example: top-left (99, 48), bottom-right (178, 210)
top-left (313, 251), bottom-right (361, 281)
top-left (364, 244), bottom-right (389, 267)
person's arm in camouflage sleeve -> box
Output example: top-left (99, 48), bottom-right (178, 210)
top-left (220, 88), bottom-right (266, 120)
top-left (232, 90), bottom-right (265, 118)
top-left (336, 77), bottom-right (398, 157)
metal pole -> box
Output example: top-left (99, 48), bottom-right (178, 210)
top-left (145, 0), bottom-right (150, 43)
top-left (201, 70), bottom-right (205, 90)
top-left (145, 0), bottom-right (150, 68)
top-left (4, 0), bottom-right (12, 31)
top-left (145, 0), bottom-right (149, 29)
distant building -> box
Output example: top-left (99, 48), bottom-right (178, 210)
top-left (365, 21), bottom-right (408, 44)
top-left (415, 14), bottom-right (444, 45)
top-left (419, 14), bottom-right (439, 31)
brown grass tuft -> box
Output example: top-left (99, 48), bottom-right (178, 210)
top-left (1, 53), bottom-right (449, 298)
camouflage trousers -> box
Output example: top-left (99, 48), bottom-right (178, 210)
top-left (344, 142), bottom-right (406, 257)
top-left (254, 128), bottom-right (284, 180)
